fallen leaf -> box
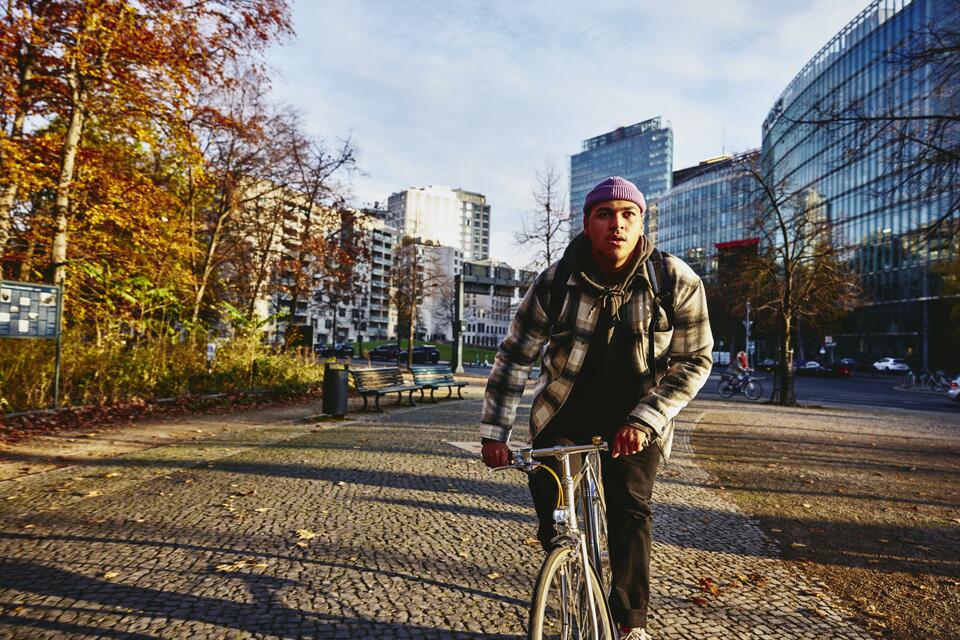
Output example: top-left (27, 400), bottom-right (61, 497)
top-left (523, 537), bottom-right (540, 547)
top-left (296, 529), bottom-right (317, 540)
top-left (801, 503), bottom-right (812, 508)
top-left (253, 508), bottom-right (271, 513)
top-left (295, 541), bottom-right (309, 548)
top-left (790, 543), bottom-right (807, 548)
top-left (102, 571), bottom-right (120, 579)
top-left (486, 572), bottom-right (502, 580)
top-left (85, 490), bottom-right (103, 498)
top-left (22, 524), bottom-right (34, 529)
top-left (689, 596), bottom-right (709, 606)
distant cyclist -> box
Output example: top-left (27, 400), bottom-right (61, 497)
top-left (480, 177), bottom-right (713, 639)
top-left (727, 350), bottom-right (751, 386)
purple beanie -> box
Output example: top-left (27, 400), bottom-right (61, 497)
top-left (582, 176), bottom-right (646, 216)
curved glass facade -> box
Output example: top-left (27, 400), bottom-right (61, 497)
top-left (761, 0), bottom-right (957, 368)
top-left (656, 152), bottom-right (758, 276)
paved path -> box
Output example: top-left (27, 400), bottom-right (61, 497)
top-left (0, 392), bottom-right (872, 638)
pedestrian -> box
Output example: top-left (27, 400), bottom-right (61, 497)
top-left (479, 176), bottom-right (714, 639)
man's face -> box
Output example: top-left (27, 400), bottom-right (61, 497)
top-left (583, 199), bottom-right (644, 269)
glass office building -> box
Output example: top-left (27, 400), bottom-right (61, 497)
top-left (569, 117), bottom-right (673, 237)
top-left (656, 152), bottom-right (759, 276)
top-left (761, 0), bottom-right (957, 369)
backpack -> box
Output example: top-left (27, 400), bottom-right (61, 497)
top-left (545, 249), bottom-right (675, 380)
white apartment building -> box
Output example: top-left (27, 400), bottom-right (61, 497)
top-left (310, 209), bottom-right (399, 345)
top-left (417, 243), bottom-right (462, 341)
top-left (461, 260), bottom-right (533, 349)
top-left (387, 186), bottom-right (491, 260)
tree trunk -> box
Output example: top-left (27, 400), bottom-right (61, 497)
top-left (51, 94), bottom-right (85, 286)
top-left (775, 313), bottom-right (797, 405)
top-left (0, 7), bottom-right (40, 255)
top-left (406, 297), bottom-right (415, 370)
top-left (191, 180), bottom-right (235, 323)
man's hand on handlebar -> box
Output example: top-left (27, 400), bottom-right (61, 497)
top-left (481, 440), bottom-right (511, 468)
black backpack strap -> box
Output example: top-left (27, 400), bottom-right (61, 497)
top-left (545, 257), bottom-right (570, 330)
top-left (644, 249), bottom-right (674, 380)
top-left (651, 249), bottom-right (674, 328)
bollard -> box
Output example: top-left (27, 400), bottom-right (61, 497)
top-left (322, 362), bottom-right (349, 417)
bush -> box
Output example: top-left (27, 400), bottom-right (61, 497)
top-left (0, 324), bottom-right (323, 413)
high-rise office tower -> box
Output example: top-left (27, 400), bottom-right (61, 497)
top-left (569, 117), bottom-right (674, 237)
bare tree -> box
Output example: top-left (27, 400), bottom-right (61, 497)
top-left (389, 237), bottom-right (448, 369)
top-left (303, 209), bottom-right (370, 348)
top-left (737, 154), bottom-right (861, 405)
top-left (514, 162), bottom-right (569, 270)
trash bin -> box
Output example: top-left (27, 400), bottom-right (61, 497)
top-left (322, 362), bottom-right (349, 417)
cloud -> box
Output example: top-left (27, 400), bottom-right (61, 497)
top-left (266, 0), bottom-right (869, 266)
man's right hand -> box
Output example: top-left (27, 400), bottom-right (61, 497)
top-left (481, 441), bottom-right (510, 468)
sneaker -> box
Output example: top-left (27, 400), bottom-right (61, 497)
top-left (619, 627), bottom-right (653, 640)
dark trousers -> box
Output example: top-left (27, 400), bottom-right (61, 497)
top-left (528, 424), bottom-right (660, 628)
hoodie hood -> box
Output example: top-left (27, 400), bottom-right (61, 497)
top-left (562, 232), bottom-right (654, 325)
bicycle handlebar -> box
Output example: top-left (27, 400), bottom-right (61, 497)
top-left (489, 439), bottom-right (609, 474)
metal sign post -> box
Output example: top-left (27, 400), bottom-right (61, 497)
top-left (452, 274), bottom-right (464, 374)
top-left (0, 280), bottom-right (64, 408)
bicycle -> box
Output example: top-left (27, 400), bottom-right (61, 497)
top-left (717, 372), bottom-right (763, 400)
top-left (492, 438), bottom-right (617, 640)
top-left (926, 370), bottom-right (951, 392)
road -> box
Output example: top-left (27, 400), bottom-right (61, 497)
top-left (458, 365), bottom-right (960, 416)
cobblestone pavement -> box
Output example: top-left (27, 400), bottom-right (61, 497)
top-left (0, 390), bottom-right (873, 639)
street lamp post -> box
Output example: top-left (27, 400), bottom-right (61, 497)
top-left (744, 300), bottom-right (752, 367)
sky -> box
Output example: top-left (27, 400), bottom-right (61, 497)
top-left (266, 0), bottom-right (871, 268)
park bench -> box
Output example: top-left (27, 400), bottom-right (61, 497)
top-left (350, 367), bottom-right (423, 412)
top-left (411, 365), bottom-right (469, 402)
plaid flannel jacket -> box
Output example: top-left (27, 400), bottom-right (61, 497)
top-left (480, 252), bottom-right (713, 461)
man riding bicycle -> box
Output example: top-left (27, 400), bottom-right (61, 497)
top-left (727, 350), bottom-right (751, 386)
top-left (480, 176), bottom-right (713, 639)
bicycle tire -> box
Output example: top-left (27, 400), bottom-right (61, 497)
top-left (528, 546), bottom-right (617, 640)
top-left (717, 378), bottom-right (736, 398)
top-left (744, 380), bottom-right (763, 400)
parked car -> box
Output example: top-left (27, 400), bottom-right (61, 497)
top-left (757, 358), bottom-right (778, 372)
top-left (873, 357), bottom-right (910, 373)
top-left (367, 343), bottom-right (401, 361)
top-left (796, 361), bottom-right (851, 377)
top-left (797, 361), bottom-right (828, 375)
top-left (399, 344), bottom-right (441, 364)
top-left (948, 375), bottom-right (960, 403)
top-left (314, 342), bottom-right (355, 358)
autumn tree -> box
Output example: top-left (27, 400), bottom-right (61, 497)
top-left (737, 154), bottom-right (861, 405)
top-left (0, 0), bottom-right (291, 288)
top-left (514, 162), bottom-right (570, 270)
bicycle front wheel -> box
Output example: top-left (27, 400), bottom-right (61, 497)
top-left (718, 378), bottom-right (736, 398)
top-left (528, 546), bottom-right (617, 640)
top-left (744, 379), bottom-right (763, 400)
